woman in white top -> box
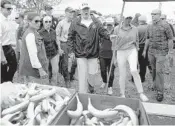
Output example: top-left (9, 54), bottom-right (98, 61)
top-left (19, 12), bottom-right (48, 83)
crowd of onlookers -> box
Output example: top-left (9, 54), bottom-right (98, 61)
top-left (1, 0), bottom-right (175, 102)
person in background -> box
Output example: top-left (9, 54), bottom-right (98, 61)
top-left (67, 3), bottom-right (110, 93)
top-left (39, 16), bottom-right (59, 86)
top-left (143, 9), bottom-right (173, 102)
top-left (19, 12), bottom-right (48, 83)
top-left (0, 0), bottom-right (17, 83)
top-left (56, 7), bottom-right (75, 88)
top-left (111, 14), bottom-right (149, 102)
top-left (137, 15), bottom-right (149, 82)
top-left (15, 13), bottom-right (24, 64)
top-left (99, 17), bottom-right (115, 95)
top-left (131, 13), bottom-right (141, 27)
top-left (40, 10), bottom-right (47, 19)
top-left (44, 5), bottom-right (58, 30)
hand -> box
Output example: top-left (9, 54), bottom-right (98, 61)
top-left (59, 48), bottom-right (64, 56)
top-left (110, 35), bottom-right (118, 42)
top-left (1, 58), bottom-right (7, 65)
top-left (142, 51), bottom-right (146, 58)
top-left (69, 53), bottom-right (75, 61)
top-left (166, 51), bottom-right (174, 62)
top-left (38, 68), bottom-right (48, 79)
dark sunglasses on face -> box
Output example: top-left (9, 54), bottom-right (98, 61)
top-left (4, 7), bottom-right (13, 11)
top-left (15, 17), bottom-right (19, 19)
top-left (45, 21), bottom-right (52, 23)
top-left (34, 20), bottom-right (41, 24)
top-left (151, 13), bottom-right (159, 16)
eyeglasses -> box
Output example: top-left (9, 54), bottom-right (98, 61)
top-left (15, 17), bottom-right (19, 19)
top-left (161, 18), bottom-right (165, 20)
top-left (4, 7), bottom-right (13, 11)
top-left (34, 20), bottom-right (41, 24)
top-left (151, 13), bottom-right (159, 16)
top-left (45, 21), bottom-right (52, 23)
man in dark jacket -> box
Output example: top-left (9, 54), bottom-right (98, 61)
top-left (67, 3), bottom-right (110, 93)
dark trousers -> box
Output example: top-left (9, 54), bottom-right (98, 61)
top-left (1, 45), bottom-right (17, 83)
top-left (70, 59), bottom-right (77, 79)
top-left (59, 42), bottom-right (70, 81)
top-left (138, 47), bottom-right (148, 81)
top-left (99, 57), bottom-right (115, 87)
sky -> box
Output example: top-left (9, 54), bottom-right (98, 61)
top-left (53, 0), bottom-right (175, 21)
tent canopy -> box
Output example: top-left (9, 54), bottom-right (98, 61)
top-left (123, 0), bottom-right (175, 2)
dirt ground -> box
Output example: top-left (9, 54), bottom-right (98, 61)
top-left (13, 54), bottom-right (175, 125)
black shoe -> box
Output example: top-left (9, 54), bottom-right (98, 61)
top-left (156, 92), bottom-right (164, 102)
top-left (88, 83), bottom-right (94, 93)
top-left (141, 78), bottom-right (145, 83)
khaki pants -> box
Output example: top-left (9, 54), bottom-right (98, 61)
top-left (77, 58), bottom-right (99, 93)
top-left (48, 54), bottom-right (59, 86)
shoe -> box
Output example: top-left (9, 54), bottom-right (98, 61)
top-left (120, 94), bottom-right (126, 98)
top-left (65, 81), bottom-right (71, 88)
top-left (88, 84), bottom-right (94, 93)
top-left (100, 83), bottom-right (106, 88)
top-left (156, 92), bottom-right (164, 102)
top-left (141, 78), bottom-right (145, 83)
top-left (107, 87), bottom-right (113, 95)
top-left (140, 93), bottom-right (149, 102)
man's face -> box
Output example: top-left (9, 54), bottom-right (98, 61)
top-left (106, 24), bottom-right (113, 30)
top-left (43, 17), bottom-right (52, 30)
top-left (124, 17), bottom-right (132, 25)
top-left (81, 7), bottom-right (90, 19)
top-left (1, 3), bottom-right (13, 17)
top-left (65, 11), bottom-right (74, 21)
top-left (15, 15), bottom-right (23, 24)
top-left (45, 9), bottom-right (52, 16)
top-left (151, 12), bottom-right (161, 22)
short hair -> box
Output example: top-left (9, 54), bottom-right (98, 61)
top-left (1, 0), bottom-right (11, 8)
top-left (27, 12), bottom-right (40, 21)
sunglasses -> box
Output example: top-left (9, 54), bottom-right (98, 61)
top-left (15, 17), bottom-right (19, 19)
top-left (4, 7), bottom-right (13, 11)
top-left (34, 20), bottom-right (41, 23)
top-left (45, 21), bottom-right (52, 23)
top-left (151, 13), bottom-right (159, 16)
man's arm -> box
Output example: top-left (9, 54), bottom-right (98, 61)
top-left (56, 21), bottom-right (62, 50)
top-left (67, 22), bottom-right (76, 54)
top-left (165, 23), bottom-right (174, 52)
top-left (143, 25), bottom-right (150, 57)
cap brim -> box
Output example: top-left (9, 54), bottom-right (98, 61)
top-left (81, 6), bottom-right (90, 9)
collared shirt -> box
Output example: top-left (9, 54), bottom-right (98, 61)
top-left (39, 28), bottom-right (58, 59)
top-left (137, 23), bottom-right (147, 48)
top-left (147, 20), bottom-right (173, 55)
top-left (56, 18), bottom-right (71, 42)
top-left (0, 13), bottom-right (13, 46)
top-left (113, 24), bottom-right (139, 50)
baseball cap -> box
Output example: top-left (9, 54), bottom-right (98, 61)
top-left (138, 15), bottom-right (147, 22)
top-left (44, 5), bottom-right (53, 10)
top-left (65, 7), bottom-right (75, 13)
top-left (105, 17), bottom-right (114, 25)
top-left (80, 3), bottom-right (90, 10)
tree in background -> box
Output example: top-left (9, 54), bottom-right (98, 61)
top-left (12, 0), bottom-right (62, 13)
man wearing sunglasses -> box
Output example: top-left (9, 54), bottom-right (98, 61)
top-left (1, 0), bottom-right (17, 83)
top-left (143, 9), bottom-right (174, 102)
top-left (39, 16), bottom-right (59, 86)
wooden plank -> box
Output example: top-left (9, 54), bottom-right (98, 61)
top-left (142, 102), bottom-right (175, 117)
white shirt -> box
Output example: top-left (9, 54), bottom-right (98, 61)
top-left (56, 18), bottom-right (71, 42)
top-left (0, 13), bottom-right (13, 46)
top-left (26, 33), bottom-right (42, 69)
top-left (81, 18), bottom-right (93, 28)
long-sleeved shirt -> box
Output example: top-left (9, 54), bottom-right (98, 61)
top-left (113, 24), bottom-right (139, 50)
top-left (56, 18), bottom-right (71, 42)
top-left (146, 20), bottom-right (173, 55)
top-left (67, 15), bottom-right (110, 58)
top-left (26, 33), bottom-right (42, 68)
top-left (0, 13), bottom-right (13, 46)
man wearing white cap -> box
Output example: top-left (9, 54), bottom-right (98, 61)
top-left (67, 3), bottom-right (110, 93)
top-left (143, 9), bottom-right (173, 102)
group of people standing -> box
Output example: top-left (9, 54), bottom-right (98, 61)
top-left (1, 0), bottom-right (174, 102)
